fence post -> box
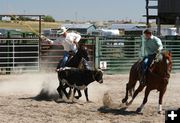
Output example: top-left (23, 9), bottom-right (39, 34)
top-left (95, 37), bottom-right (100, 68)
top-left (141, 35), bottom-right (145, 58)
top-left (12, 39), bottom-right (15, 72)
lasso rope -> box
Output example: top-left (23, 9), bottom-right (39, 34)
top-left (11, 15), bottom-right (43, 38)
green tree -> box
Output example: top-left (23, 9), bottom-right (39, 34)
top-left (43, 15), bottom-right (55, 22)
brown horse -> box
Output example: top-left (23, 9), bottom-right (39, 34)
top-left (122, 51), bottom-right (172, 113)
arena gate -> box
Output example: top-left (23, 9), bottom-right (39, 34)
top-left (0, 38), bottom-right (40, 74)
top-left (95, 36), bottom-right (180, 74)
top-left (0, 36), bottom-right (95, 74)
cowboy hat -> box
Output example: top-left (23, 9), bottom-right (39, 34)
top-left (57, 26), bottom-right (67, 35)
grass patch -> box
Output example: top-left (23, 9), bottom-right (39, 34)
top-left (0, 21), bottom-right (60, 32)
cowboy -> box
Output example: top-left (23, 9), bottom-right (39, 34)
top-left (42, 27), bottom-right (89, 71)
top-left (140, 29), bottom-right (163, 83)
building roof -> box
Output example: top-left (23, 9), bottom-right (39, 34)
top-left (111, 24), bottom-right (146, 30)
top-left (61, 23), bottom-right (96, 29)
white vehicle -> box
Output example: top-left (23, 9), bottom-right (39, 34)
top-left (97, 29), bottom-right (120, 36)
top-left (161, 28), bottom-right (178, 36)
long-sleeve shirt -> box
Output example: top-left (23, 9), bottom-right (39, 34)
top-left (47, 32), bottom-right (81, 52)
top-left (144, 35), bottom-right (163, 56)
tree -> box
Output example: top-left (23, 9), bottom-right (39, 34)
top-left (43, 15), bottom-right (55, 22)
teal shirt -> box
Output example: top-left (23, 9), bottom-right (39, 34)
top-left (144, 35), bottom-right (163, 56)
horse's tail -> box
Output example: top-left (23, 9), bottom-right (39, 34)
top-left (127, 60), bottom-right (141, 97)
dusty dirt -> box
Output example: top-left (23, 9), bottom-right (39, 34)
top-left (0, 72), bottom-right (180, 123)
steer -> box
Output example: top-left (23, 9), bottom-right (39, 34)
top-left (57, 67), bottom-right (103, 102)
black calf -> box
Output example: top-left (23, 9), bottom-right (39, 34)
top-left (57, 67), bottom-right (103, 102)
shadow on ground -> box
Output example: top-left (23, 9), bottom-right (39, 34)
top-left (18, 88), bottom-right (59, 101)
top-left (98, 106), bottom-right (142, 116)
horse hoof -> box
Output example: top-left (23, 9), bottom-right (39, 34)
top-left (122, 98), bottom-right (127, 103)
top-left (126, 100), bottom-right (133, 106)
top-left (136, 107), bottom-right (142, 113)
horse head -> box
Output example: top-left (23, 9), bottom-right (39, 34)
top-left (152, 50), bottom-right (172, 78)
top-left (77, 45), bottom-right (89, 61)
top-left (162, 50), bottom-right (172, 78)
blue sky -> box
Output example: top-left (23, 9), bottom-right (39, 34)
top-left (0, 0), bottom-right (146, 21)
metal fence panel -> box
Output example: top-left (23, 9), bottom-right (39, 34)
top-left (0, 38), bottom-right (39, 74)
top-left (96, 37), bottom-right (180, 74)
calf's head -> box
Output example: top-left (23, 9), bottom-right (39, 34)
top-left (94, 69), bottom-right (103, 84)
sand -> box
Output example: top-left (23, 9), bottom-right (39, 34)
top-left (0, 72), bottom-right (180, 123)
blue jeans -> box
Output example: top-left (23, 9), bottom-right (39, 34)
top-left (57, 51), bottom-right (69, 69)
top-left (142, 54), bottom-right (156, 74)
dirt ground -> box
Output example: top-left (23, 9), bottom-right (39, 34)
top-left (0, 72), bottom-right (180, 123)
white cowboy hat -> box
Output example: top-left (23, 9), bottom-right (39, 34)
top-left (57, 26), bottom-right (67, 35)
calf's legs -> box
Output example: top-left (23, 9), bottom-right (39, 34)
top-left (84, 88), bottom-right (89, 102)
top-left (74, 89), bottom-right (82, 99)
top-left (57, 82), bottom-right (70, 99)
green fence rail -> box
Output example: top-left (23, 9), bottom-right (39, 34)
top-left (96, 37), bottom-right (180, 74)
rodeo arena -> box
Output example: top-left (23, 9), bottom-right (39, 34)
top-left (0, 0), bottom-right (180, 123)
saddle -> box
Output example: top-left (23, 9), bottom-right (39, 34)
top-left (67, 50), bottom-right (76, 63)
top-left (139, 53), bottom-right (162, 83)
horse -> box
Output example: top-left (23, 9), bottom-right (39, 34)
top-left (57, 45), bottom-right (90, 100)
top-left (122, 50), bottom-right (172, 114)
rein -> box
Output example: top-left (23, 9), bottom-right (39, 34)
top-left (152, 54), bottom-right (171, 82)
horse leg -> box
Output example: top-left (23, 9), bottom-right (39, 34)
top-left (122, 83), bottom-right (129, 103)
top-left (126, 84), bottom-right (145, 106)
top-left (122, 81), bottom-right (137, 103)
top-left (158, 87), bottom-right (167, 114)
top-left (136, 87), bottom-right (151, 113)
top-left (122, 77), bottom-right (138, 104)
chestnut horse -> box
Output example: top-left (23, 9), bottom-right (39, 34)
top-left (122, 51), bottom-right (172, 113)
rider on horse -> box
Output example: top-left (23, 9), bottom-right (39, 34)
top-left (140, 29), bottom-right (163, 84)
top-left (42, 26), bottom-right (89, 71)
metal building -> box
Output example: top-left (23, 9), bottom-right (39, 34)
top-left (61, 24), bottom-right (96, 35)
top-left (158, 0), bottom-right (180, 24)
top-left (145, 0), bottom-right (180, 35)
